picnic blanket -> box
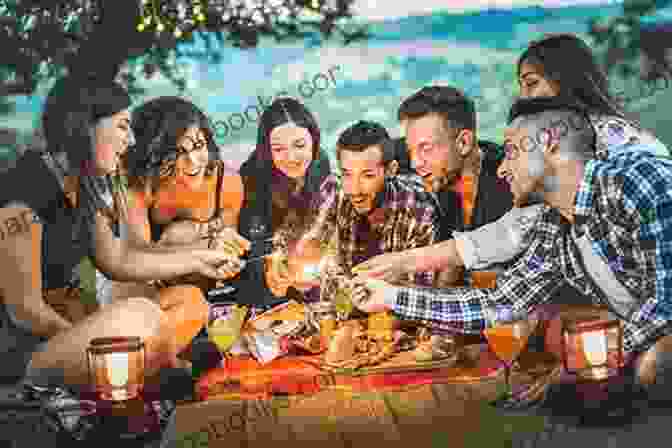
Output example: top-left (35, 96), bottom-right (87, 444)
top-left (195, 344), bottom-right (504, 400)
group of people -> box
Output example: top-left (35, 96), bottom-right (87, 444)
top-left (1, 32), bottom-right (671, 407)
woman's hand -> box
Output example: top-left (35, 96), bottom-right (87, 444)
top-left (207, 227), bottom-right (251, 256)
top-left (192, 249), bottom-right (246, 281)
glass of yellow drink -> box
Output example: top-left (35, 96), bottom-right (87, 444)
top-left (207, 305), bottom-right (247, 354)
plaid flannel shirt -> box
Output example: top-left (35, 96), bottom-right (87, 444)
top-left (302, 173), bottom-right (440, 290)
top-left (394, 146), bottom-right (672, 356)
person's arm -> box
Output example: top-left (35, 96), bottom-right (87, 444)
top-left (92, 207), bottom-right (246, 282)
top-left (407, 196), bottom-right (439, 287)
top-left (0, 205), bottom-right (72, 337)
top-left (619, 158), bottom-right (672, 355)
top-left (352, 204), bottom-right (544, 280)
top-left (298, 175), bottom-right (340, 248)
top-left (454, 204), bottom-right (544, 270)
top-left (383, 211), bottom-right (566, 334)
top-left (217, 172), bottom-right (245, 228)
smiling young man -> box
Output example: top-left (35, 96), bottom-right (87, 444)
top-left (355, 97), bottom-right (672, 397)
top-left (298, 120), bottom-right (445, 293)
top-left (366, 86), bottom-right (514, 289)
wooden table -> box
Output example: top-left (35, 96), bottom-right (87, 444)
top-left (169, 345), bottom-right (559, 448)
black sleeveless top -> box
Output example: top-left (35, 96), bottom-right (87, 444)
top-left (0, 151), bottom-right (88, 290)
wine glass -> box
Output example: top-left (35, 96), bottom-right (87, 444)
top-left (482, 305), bottom-right (538, 401)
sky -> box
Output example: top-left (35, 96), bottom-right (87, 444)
top-left (352, 0), bottom-right (623, 21)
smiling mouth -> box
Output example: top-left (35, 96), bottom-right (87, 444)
top-left (184, 167), bottom-right (203, 177)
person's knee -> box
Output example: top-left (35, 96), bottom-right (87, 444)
top-left (120, 297), bottom-right (164, 334)
top-left (634, 334), bottom-right (672, 401)
top-left (159, 285), bottom-right (209, 320)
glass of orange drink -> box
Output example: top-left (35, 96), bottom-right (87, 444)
top-left (483, 305), bottom-right (538, 401)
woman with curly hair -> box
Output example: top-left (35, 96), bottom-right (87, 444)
top-left (0, 77), bottom-right (245, 388)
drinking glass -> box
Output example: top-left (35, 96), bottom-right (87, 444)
top-left (328, 275), bottom-right (354, 321)
top-left (207, 305), bottom-right (247, 354)
top-left (483, 305), bottom-right (538, 400)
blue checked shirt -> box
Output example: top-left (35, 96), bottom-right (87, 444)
top-left (392, 146), bottom-right (672, 355)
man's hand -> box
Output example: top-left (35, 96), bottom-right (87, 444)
top-left (351, 277), bottom-right (398, 313)
top-left (352, 250), bottom-right (420, 282)
top-left (265, 252), bottom-right (292, 297)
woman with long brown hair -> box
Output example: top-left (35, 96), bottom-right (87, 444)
top-left (231, 97), bottom-right (331, 309)
top-left (0, 76), bottom-right (246, 389)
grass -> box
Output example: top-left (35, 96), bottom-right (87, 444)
top-left (79, 259), bottom-right (545, 447)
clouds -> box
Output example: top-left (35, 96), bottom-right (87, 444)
top-left (351, 0), bottom-right (621, 22)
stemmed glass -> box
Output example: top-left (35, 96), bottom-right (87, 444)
top-left (483, 305), bottom-right (538, 402)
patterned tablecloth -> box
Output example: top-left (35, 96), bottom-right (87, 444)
top-left (169, 345), bottom-right (561, 448)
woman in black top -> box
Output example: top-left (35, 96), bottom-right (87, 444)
top-left (0, 75), bottom-right (247, 388)
top-left (231, 97), bottom-right (331, 309)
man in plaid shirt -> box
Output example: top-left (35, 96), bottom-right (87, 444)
top-left (354, 97), bottom-right (672, 394)
top-left (298, 121), bottom-right (444, 297)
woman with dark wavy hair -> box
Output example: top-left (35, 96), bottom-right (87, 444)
top-left (98, 96), bottom-right (249, 329)
top-left (0, 77), bottom-right (246, 388)
top-left (231, 97), bottom-right (331, 309)
top-left (517, 33), bottom-right (669, 158)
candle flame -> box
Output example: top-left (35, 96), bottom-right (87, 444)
top-left (581, 330), bottom-right (607, 366)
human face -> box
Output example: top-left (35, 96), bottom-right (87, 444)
top-left (93, 109), bottom-right (134, 175)
top-left (340, 145), bottom-right (386, 215)
top-left (269, 124), bottom-right (314, 179)
top-left (159, 125), bottom-right (210, 189)
top-left (497, 125), bottom-right (547, 205)
top-left (404, 114), bottom-right (462, 193)
top-left (518, 62), bottom-right (560, 99)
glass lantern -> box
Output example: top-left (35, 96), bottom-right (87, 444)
top-left (561, 317), bottom-right (622, 381)
top-left (87, 336), bottom-right (146, 401)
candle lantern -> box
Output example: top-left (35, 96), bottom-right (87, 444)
top-left (87, 336), bottom-right (146, 401)
top-left (561, 316), bottom-right (622, 381)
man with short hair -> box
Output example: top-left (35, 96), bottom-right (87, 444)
top-left (385, 86), bottom-right (515, 288)
top-left (298, 120), bottom-right (447, 294)
top-left (355, 97), bottom-right (672, 396)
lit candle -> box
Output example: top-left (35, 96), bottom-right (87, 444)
top-left (581, 329), bottom-right (608, 366)
top-left (106, 352), bottom-right (130, 401)
top-left (303, 264), bottom-right (320, 281)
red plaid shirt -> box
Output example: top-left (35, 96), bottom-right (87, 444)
top-left (302, 173), bottom-right (440, 293)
